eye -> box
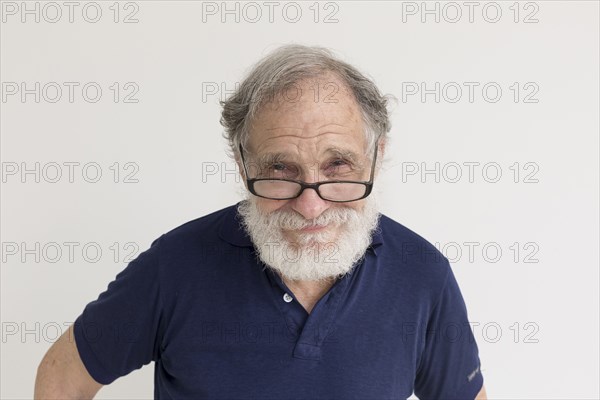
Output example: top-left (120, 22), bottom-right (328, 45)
top-left (324, 159), bottom-right (353, 176)
top-left (265, 162), bottom-right (298, 178)
top-left (331, 159), bottom-right (348, 167)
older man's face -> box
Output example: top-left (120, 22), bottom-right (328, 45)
top-left (246, 76), bottom-right (370, 237)
top-left (238, 74), bottom-right (381, 281)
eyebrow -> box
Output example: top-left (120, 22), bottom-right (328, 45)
top-left (254, 152), bottom-right (289, 166)
top-left (254, 147), bottom-right (362, 167)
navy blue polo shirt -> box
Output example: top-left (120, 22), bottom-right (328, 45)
top-left (74, 203), bottom-right (484, 399)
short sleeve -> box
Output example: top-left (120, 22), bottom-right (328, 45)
top-left (73, 235), bottom-right (165, 385)
top-left (413, 260), bottom-right (484, 399)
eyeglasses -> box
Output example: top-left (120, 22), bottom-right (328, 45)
top-left (239, 136), bottom-right (380, 203)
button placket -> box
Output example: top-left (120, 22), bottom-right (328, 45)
top-left (263, 269), bottom-right (308, 339)
top-left (291, 277), bottom-right (351, 360)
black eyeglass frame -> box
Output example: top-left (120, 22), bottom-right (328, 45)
top-left (238, 136), bottom-right (381, 203)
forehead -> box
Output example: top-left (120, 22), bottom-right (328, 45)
top-left (247, 74), bottom-right (366, 157)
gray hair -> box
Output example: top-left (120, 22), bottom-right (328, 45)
top-left (219, 44), bottom-right (393, 160)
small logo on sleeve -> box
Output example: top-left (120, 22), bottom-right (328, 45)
top-left (467, 365), bottom-right (480, 382)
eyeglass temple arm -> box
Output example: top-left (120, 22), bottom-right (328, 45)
top-left (239, 144), bottom-right (251, 180)
top-left (368, 135), bottom-right (382, 183)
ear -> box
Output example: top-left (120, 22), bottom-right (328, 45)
top-left (378, 136), bottom-right (387, 160)
top-left (235, 154), bottom-right (248, 188)
top-left (374, 136), bottom-right (387, 179)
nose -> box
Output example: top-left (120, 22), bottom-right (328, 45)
top-left (291, 186), bottom-right (330, 221)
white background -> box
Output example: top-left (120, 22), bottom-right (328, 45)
top-left (1, 1), bottom-right (598, 398)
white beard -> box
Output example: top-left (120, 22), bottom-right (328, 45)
top-left (237, 193), bottom-right (381, 282)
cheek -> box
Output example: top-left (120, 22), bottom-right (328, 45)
top-left (256, 198), bottom-right (291, 214)
top-left (343, 199), bottom-right (365, 214)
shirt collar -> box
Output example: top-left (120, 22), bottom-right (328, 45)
top-left (219, 202), bottom-right (384, 256)
top-left (218, 203), bottom-right (254, 247)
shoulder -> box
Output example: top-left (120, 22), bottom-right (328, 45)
top-left (376, 212), bottom-right (452, 293)
top-left (377, 213), bottom-right (446, 264)
top-left (162, 204), bottom-right (237, 243)
top-left (146, 204), bottom-right (241, 260)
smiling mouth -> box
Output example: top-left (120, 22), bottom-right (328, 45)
top-left (298, 224), bottom-right (329, 232)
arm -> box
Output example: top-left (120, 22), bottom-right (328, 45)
top-left (34, 324), bottom-right (103, 399)
top-left (476, 385), bottom-right (487, 399)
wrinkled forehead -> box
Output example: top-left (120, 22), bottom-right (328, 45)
top-left (246, 75), bottom-right (367, 160)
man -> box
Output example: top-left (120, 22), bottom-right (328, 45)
top-left (35, 44), bottom-right (487, 399)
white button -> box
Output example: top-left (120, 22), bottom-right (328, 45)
top-left (283, 293), bottom-right (293, 303)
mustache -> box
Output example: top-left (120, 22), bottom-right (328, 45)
top-left (261, 206), bottom-right (360, 230)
